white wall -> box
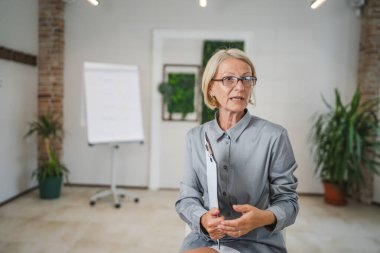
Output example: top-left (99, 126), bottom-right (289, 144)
top-left (158, 37), bottom-right (203, 189)
top-left (0, 0), bottom-right (38, 203)
top-left (63, 0), bottom-right (362, 193)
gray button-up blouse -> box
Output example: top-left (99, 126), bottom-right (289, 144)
top-left (175, 110), bottom-right (299, 253)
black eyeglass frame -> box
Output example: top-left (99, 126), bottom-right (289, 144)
top-left (212, 76), bottom-right (258, 87)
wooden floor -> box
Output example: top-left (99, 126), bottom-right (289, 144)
top-left (0, 186), bottom-right (379, 253)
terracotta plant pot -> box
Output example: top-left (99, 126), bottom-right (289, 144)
top-left (323, 181), bottom-right (347, 206)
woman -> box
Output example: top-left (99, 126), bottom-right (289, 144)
top-left (175, 48), bottom-right (299, 253)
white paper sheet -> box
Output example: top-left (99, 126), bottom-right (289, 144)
top-left (206, 143), bottom-right (218, 209)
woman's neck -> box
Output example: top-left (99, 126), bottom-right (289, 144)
top-left (217, 110), bottom-right (245, 131)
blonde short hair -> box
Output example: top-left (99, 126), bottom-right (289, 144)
top-left (201, 48), bottom-right (256, 110)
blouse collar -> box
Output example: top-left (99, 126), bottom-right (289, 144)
top-left (209, 109), bottom-right (252, 142)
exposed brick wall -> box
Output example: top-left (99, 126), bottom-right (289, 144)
top-left (38, 0), bottom-right (65, 163)
top-left (357, 0), bottom-right (380, 203)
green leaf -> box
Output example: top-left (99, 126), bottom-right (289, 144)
top-left (309, 89), bottom-right (380, 191)
top-left (25, 112), bottom-right (69, 182)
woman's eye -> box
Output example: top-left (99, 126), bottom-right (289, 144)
top-left (224, 76), bottom-right (236, 81)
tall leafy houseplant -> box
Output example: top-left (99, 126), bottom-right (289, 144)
top-left (310, 89), bottom-right (380, 205)
top-left (25, 113), bottom-right (68, 199)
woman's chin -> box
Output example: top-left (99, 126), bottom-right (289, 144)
top-left (222, 106), bottom-right (247, 114)
top-left (229, 101), bottom-right (247, 110)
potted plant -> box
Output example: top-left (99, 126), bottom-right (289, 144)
top-left (25, 113), bottom-right (68, 199)
top-left (310, 89), bottom-right (380, 205)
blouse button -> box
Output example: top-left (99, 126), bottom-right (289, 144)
top-left (223, 165), bottom-right (228, 170)
top-left (223, 191), bottom-right (227, 196)
top-left (226, 141), bottom-right (230, 145)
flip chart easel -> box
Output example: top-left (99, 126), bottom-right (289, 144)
top-left (84, 62), bottom-right (144, 208)
top-left (89, 144), bottom-right (139, 208)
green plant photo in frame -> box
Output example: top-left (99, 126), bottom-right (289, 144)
top-left (167, 73), bottom-right (195, 119)
top-left (159, 64), bottom-right (200, 121)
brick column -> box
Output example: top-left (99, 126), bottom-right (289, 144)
top-left (38, 0), bottom-right (65, 162)
top-left (357, 0), bottom-right (380, 203)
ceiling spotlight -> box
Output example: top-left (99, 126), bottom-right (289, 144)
top-left (87, 0), bottom-right (99, 6)
top-left (311, 0), bottom-right (326, 9)
top-left (200, 0), bottom-right (207, 8)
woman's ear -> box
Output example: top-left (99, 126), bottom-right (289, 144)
top-left (209, 87), bottom-right (214, 98)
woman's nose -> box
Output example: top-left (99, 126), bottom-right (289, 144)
top-left (233, 79), bottom-right (245, 90)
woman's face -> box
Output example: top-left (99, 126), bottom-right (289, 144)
top-left (210, 58), bottom-right (253, 114)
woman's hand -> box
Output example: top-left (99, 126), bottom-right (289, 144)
top-left (200, 208), bottom-right (225, 240)
top-left (218, 204), bottom-right (276, 238)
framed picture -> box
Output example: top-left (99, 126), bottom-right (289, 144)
top-left (159, 64), bottom-right (201, 121)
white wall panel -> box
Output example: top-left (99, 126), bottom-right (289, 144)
top-left (0, 0), bottom-right (38, 203)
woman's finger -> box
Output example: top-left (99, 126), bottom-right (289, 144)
top-left (210, 229), bottom-right (225, 240)
top-left (224, 227), bottom-right (243, 238)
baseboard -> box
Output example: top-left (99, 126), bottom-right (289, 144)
top-left (2, 185), bottom-right (378, 208)
top-left (0, 186), bottom-right (38, 207)
top-left (0, 184), bottom-right (147, 207)
top-left (65, 183), bottom-right (148, 190)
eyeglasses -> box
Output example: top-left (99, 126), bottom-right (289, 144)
top-left (212, 76), bottom-right (257, 87)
